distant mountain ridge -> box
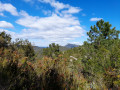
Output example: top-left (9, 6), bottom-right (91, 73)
top-left (65, 44), bottom-right (79, 48)
top-left (33, 43), bottom-right (79, 51)
top-left (33, 43), bottom-right (79, 53)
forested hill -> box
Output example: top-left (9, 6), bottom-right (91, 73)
top-left (33, 44), bottom-right (79, 57)
top-left (0, 20), bottom-right (120, 90)
top-left (33, 43), bottom-right (79, 52)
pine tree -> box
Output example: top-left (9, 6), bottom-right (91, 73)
top-left (43, 43), bottom-right (61, 57)
top-left (87, 20), bottom-right (120, 45)
top-left (0, 31), bottom-right (11, 48)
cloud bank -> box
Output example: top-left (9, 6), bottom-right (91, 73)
top-left (0, 0), bottom-right (85, 46)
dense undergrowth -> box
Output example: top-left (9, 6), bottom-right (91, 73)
top-left (0, 32), bottom-right (87, 90)
top-left (0, 20), bottom-right (120, 89)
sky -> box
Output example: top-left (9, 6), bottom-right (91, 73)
top-left (0, 0), bottom-right (120, 47)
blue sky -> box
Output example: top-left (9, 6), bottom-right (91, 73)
top-left (0, 0), bottom-right (120, 46)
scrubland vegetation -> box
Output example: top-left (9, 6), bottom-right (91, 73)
top-left (0, 20), bottom-right (120, 90)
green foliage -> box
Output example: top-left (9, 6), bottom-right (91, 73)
top-left (13, 39), bottom-right (35, 61)
top-left (43, 43), bottom-right (61, 58)
top-left (34, 56), bottom-right (87, 90)
top-left (0, 51), bottom-right (38, 90)
top-left (0, 31), bottom-right (11, 48)
top-left (87, 20), bottom-right (120, 47)
top-left (63, 20), bottom-right (120, 89)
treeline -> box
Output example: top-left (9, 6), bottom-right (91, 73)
top-left (0, 20), bottom-right (120, 89)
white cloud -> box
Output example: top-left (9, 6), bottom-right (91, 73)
top-left (0, 2), bottom-right (19, 16)
top-left (15, 11), bottom-right (85, 45)
top-left (17, 11), bottom-right (81, 30)
top-left (90, 17), bottom-right (103, 21)
top-left (38, 0), bottom-right (81, 14)
top-left (38, 0), bottom-right (67, 10)
top-left (62, 7), bottom-right (82, 14)
top-left (0, 21), bottom-right (14, 28)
